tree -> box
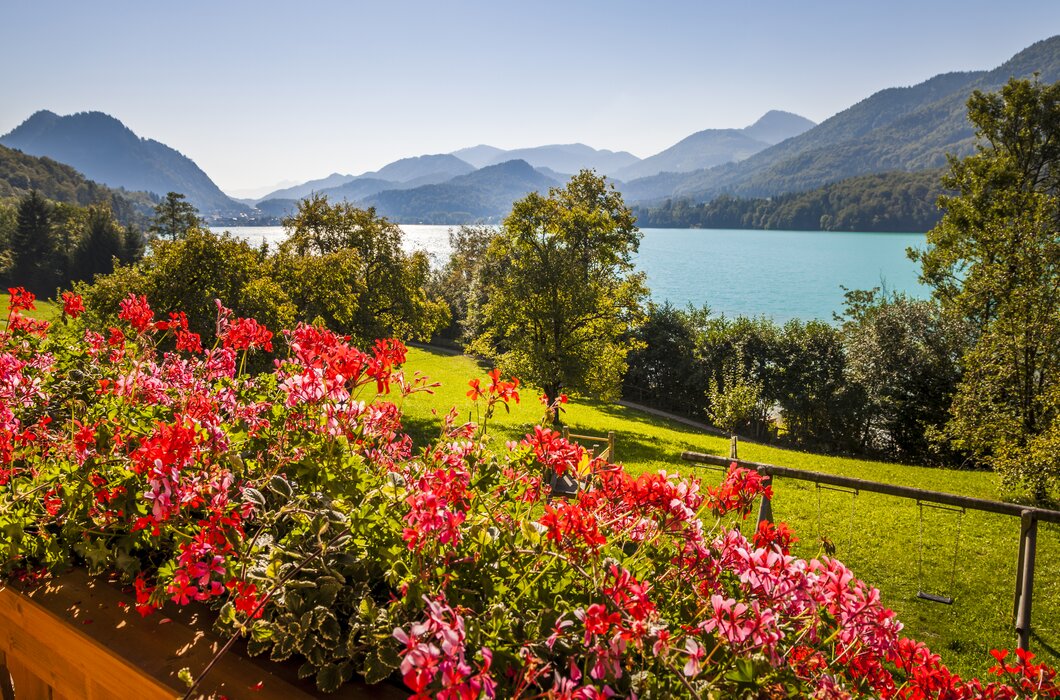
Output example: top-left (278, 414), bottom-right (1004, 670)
top-left (73, 205), bottom-right (124, 282)
top-left (467, 171), bottom-right (648, 407)
top-left (912, 77), bottom-right (1060, 500)
top-left (78, 228), bottom-right (297, 351)
top-left (11, 190), bottom-right (57, 294)
top-left (428, 225), bottom-right (497, 343)
top-left (623, 302), bottom-right (711, 418)
top-left (839, 289), bottom-right (967, 464)
top-left (119, 225), bottom-right (146, 265)
top-left (277, 195), bottom-right (448, 344)
top-left (149, 192), bottom-right (202, 241)
top-left (775, 319), bottom-right (863, 452)
top-left (707, 349), bottom-right (764, 437)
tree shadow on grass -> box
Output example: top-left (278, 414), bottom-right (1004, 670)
top-left (562, 402), bottom-right (729, 473)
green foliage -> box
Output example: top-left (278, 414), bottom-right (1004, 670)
top-left (467, 171), bottom-right (648, 405)
top-left (915, 77), bottom-right (1060, 500)
top-left (11, 190), bottom-right (58, 295)
top-left (622, 302), bottom-right (712, 418)
top-left (277, 195), bottom-right (448, 345)
top-left (428, 225), bottom-right (497, 343)
top-left (0, 144), bottom-right (156, 228)
top-left (635, 169), bottom-right (948, 232)
top-left (72, 204), bottom-right (124, 282)
top-left (79, 228), bottom-right (296, 345)
top-left (80, 198), bottom-right (447, 350)
top-left (774, 319), bottom-right (864, 452)
top-left (839, 289), bottom-right (967, 464)
top-left (148, 192), bottom-right (203, 241)
top-left (706, 350), bottom-right (763, 435)
top-left (622, 301), bottom-right (962, 461)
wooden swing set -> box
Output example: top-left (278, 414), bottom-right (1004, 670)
top-left (681, 447), bottom-right (1060, 652)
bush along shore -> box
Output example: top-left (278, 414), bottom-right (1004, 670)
top-left (0, 287), bottom-right (1057, 698)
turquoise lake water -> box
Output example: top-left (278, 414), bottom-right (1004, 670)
top-left (215, 225), bottom-right (929, 323)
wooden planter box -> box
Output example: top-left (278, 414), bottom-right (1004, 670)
top-left (0, 571), bottom-right (404, 699)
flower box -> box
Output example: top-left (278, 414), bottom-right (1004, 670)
top-left (0, 570), bottom-right (403, 699)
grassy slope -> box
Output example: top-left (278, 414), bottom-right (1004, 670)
top-left (398, 346), bottom-right (1060, 678)
top-left (0, 292), bottom-right (60, 322)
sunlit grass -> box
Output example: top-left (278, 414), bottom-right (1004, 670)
top-left (0, 292), bottom-right (60, 322)
top-left (399, 345), bottom-right (1060, 679)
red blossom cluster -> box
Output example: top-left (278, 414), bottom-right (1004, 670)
top-left (394, 597), bottom-right (497, 699)
top-left (521, 426), bottom-right (585, 477)
top-left (403, 466), bottom-right (471, 552)
top-left (1, 289), bottom-right (1057, 700)
top-left (706, 463), bottom-right (773, 518)
top-left (753, 519), bottom-right (798, 555)
top-left (118, 293), bottom-right (154, 333)
top-left (61, 291), bottom-right (85, 318)
top-left (539, 500), bottom-right (608, 552)
top-left (467, 367), bottom-right (519, 405)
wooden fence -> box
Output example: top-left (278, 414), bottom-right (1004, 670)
top-left (681, 449), bottom-right (1060, 652)
top-left (562, 428), bottom-right (615, 462)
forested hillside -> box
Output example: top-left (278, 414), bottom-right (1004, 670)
top-left (634, 169), bottom-right (947, 232)
top-left (0, 144), bottom-right (157, 227)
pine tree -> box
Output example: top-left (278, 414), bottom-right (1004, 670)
top-left (11, 190), bottom-right (57, 294)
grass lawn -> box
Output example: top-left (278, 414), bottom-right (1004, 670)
top-left (398, 346), bottom-right (1060, 678)
top-left (0, 292), bottom-right (59, 322)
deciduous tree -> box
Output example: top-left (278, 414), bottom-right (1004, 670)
top-left (913, 77), bottom-right (1060, 499)
top-left (468, 171), bottom-right (647, 407)
top-left (277, 195), bottom-right (448, 344)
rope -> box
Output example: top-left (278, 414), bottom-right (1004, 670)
top-left (949, 507), bottom-right (964, 594)
top-left (916, 499), bottom-right (965, 598)
top-left (816, 483), bottom-right (858, 557)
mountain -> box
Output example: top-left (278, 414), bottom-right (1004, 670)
top-left (612, 130), bottom-right (769, 182)
top-left (0, 143), bottom-right (157, 227)
top-left (258, 172), bottom-right (356, 202)
top-left (623, 35), bottom-right (1060, 204)
top-left (450, 145), bottom-right (506, 169)
top-left (633, 169), bottom-right (948, 232)
top-left (611, 111), bottom-right (815, 182)
top-left (258, 154), bottom-right (475, 206)
top-left (740, 110), bottom-right (818, 145)
top-left (316, 177), bottom-right (399, 202)
top-left (0, 110), bottom-right (249, 216)
top-left (479, 144), bottom-right (639, 176)
top-left (253, 197), bottom-right (300, 218)
top-left (364, 159), bottom-right (558, 224)
top-left (362, 154), bottom-right (474, 183)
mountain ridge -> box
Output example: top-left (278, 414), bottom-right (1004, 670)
top-left (625, 35), bottom-right (1060, 204)
top-left (0, 110), bottom-right (248, 216)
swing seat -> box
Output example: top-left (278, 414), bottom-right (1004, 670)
top-left (916, 590), bottom-right (954, 605)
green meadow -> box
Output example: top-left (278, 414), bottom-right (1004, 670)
top-left (398, 346), bottom-right (1060, 679)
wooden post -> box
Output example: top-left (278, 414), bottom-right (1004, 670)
top-left (729, 435), bottom-right (738, 460)
top-left (562, 427), bottom-right (570, 441)
top-left (757, 476), bottom-right (774, 525)
top-left (1013, 514), bottom-right (1029, 622)
top-left (607, 431), bottom-right (615, 462)
top-left (1016, 511), bottom-right (1037, 651)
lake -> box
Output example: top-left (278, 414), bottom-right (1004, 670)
top-left (213, 225), bottom-right (929, 323)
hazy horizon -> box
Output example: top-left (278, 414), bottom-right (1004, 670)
top-left (3, 1), bottom-right (1058, 194)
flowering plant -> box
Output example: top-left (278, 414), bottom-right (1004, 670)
top-left (0, 287), bottom-right (1056, 699)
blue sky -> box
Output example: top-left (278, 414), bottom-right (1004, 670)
top-left (2, 1), bottom-right (1058, 195)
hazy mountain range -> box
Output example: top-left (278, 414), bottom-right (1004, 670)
top-left (0, 111), bottom-right (250, 216)
top-left (3, 35), bottom-right (1059, 226)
